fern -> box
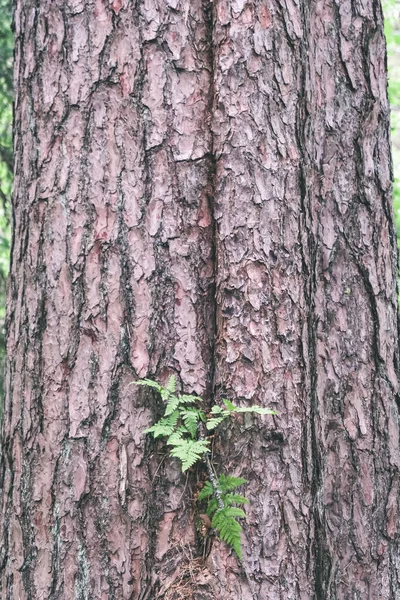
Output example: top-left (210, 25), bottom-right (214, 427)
top-left (180, 394), bottom-right (203, 404)
top-left (205, 416), bottom-right (225, 430)
top-left (206, 498), bottom-right (219, 517)
top-left (212, 508), bottom-right (245, 559)
top-left (136, 376), bottom-right (276, 559)
top-left (143, 410), bottom-right (179, 438)
top-left (198, 480), bottom-right (213, 501)
top-left (169, 438), bottom-right (210, 472)
top-left (163, 395), bottom-right (178, 416)
top-left (198, 473), bottom-right (250, 557)
top-left (180, 408), bottom-right (203, 437)
top-left (219, 474), bottom-right (248, 492)
top-left (223, 493), bottom-right (249, 506)
top-left (135, 378), bottom-right (162, 391)
top-left (166, 375), bottom-right (176, 394)
top-left (205, 401), bottom-right (276, 432)
top-left (222, 398), bottom-right (276, 416)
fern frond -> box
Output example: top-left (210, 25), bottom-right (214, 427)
top-left (223, 493), bottom-right (249, 506)
top-left (206, 405), bottom-right (229, 430)
top-left (166, 375), bottom-right (176, 394)
top-left (198, 481), bottom-right (213, 501)
top-left (134, 378), bottom-right (162, 391)
top-left (222, 399), bottom-right (236, 412)
top-left (164, 395), bottom-right (180, 416)
top-left (144, 411), bottom-right (180, 438)
top-left (180, 394), bottom-right (203, 405)
top-left (206, 416), bottom-right (226, 430)
top-left (222, 399), bottom-right (276, 415)
top-left (223, 507), bottom-right (246, 518)
top-left (166, 431), bottom-right (185, 445)
top-left (212, 508), bottom-right (244, 558)
top-left (219, 474), bottom-right (248, 492)
top-left (144, 421), bottom-right (174, 438)
top-left (180, 408), bottom-right (202, 438)
top-left (159, 375), bottom-right (177, 403)
top-left (170, 439), bottom-right (210, 472)
top-left (206, 498), bottom-right (219, 517)
top-left (210, 405), bottom-right (224, 414)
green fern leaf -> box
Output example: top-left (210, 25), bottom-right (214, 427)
top-left (206, 416), bottom-right (226, 430)
top-left (134, 378), bottom-right (162, 391)
top-left (144, 411), bottom-right (180, 438)
top-left (198, 481), bottom-right (213, 501)
top-left (180, 394), bottom-right (203, 404)
top-left (223, 493), bottom-right (249, 506)
top-left (170, 439), bottom-right (210, 472)
top-left (166, 375), bottom-right (176, 394)
top-left (212, 508), bottom-right (244, 559)
top-left (180, 408), bottom-right (202, 438)
top-left (199, 411), bottom-right (207, 423)
top-left (219, 474), bottom-right (248, 492)
top-left (223, 507), bottom-right (246, 518)
top-left (159, 375), bottom-right (177, 402)
top-left (210, 405), bottom-right (224, 414)
top-left (222, 399), bottom-right (276, 416)
top-left (166, 431), bottom-right (185, 445)
top-left (144, 421), bottom-right (174, 438)
top-left (222, 399), bottom-right (236, 412)
top-left (206, 498), bottom-right (219, 517)
top-left (164, 395), bottom-right (180, 416)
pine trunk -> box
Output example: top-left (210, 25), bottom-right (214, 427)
top-left (1, 1), bottom-right (400, 599)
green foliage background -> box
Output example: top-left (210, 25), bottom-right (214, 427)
top-left (384, 0), bottom-right (400, 244)
top-left (0, 3), bottom-right (399, 406)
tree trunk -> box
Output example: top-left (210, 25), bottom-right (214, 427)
top-left (1, 1), bottom-right (399, 599)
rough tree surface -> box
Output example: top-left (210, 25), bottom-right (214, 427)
top-left (1, 0), bottom-right (400, 599)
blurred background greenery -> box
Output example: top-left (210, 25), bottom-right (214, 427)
top-left (0, 3), bottom-right (399, 407)
top-left (385, 0), bottom-right (400, 243)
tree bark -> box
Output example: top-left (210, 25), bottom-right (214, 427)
top-left (1, 1), bottom-right (400, 599)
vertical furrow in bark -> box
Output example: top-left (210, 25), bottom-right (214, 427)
top-left (211, 1), bottom-right (312, 598)
top-left (305, 0), bottom-right (400, 597)
top-left (0, 1), bottom-right (214, 598)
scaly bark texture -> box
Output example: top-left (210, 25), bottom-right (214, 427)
top-left (1, 0), bottom-right (400, 599)
top-left (1, 1), bottom-right (215, 598)
top-left (211, 1), bottom-right (400, 599)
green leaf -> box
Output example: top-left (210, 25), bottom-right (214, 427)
top-left (222, 399), bottom-right (276, 415)
top-left (170, 439), bottom-right (210, 472)
top-left (210, 405), bottom-right (224, 414)
top-left (166, 375), bottom-right (176, 394)
top-left (159, 375), bottom-right (177, 402)
top-left (212, 508), bottom-right (244, 559)
top-left (223, 507), bottom-right (246, 518)
top-left (198, 481), bottom-right (213, 501)
top-left (164, 395), bottom-right (180, 416)
top-left (180, 394), bottom-right (203, 404)
top-left (206, 497), bottom-right (219, 517)
top-left (134, 378), bottom-right (162, 391)
top-left (206, 416), bottom-right (226, 430)
top-left (218, 474), bottom-right (248, 492)
top-left (180, 408), bottom-right (202, 438)
top-left (222, 399), bottom-right (236, 412)
top-left (166, 431), bottom-right (185, 445)
top-left (144, 411), bottom-right (180, 438)
top-left (223, 493), bottom-right (249, 506)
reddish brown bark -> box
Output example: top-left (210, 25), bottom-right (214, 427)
top-left (1, 0), bottom-right (400, 599)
